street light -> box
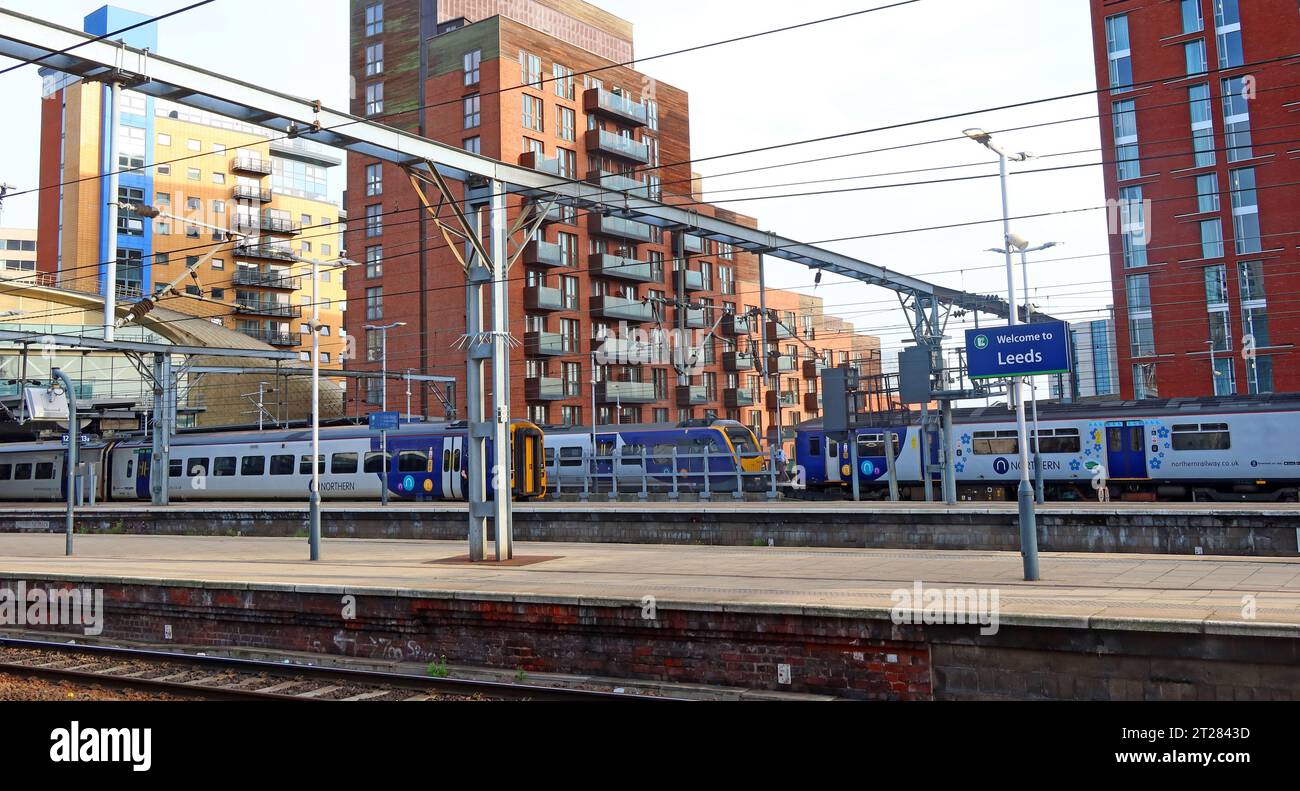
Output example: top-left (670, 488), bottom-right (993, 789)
top-left (308, 255), bottom-right (358, 560)
top-left (964, 127), bottom-right (1041, 582)
top-left (988, 240), bottom-right (1062, 505)
top-left (365, 321), bottom-right (407, 507)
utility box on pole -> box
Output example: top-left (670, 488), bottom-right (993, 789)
top-left (898, 346), bottom-right (933, 405)
top-left (820, 368), bottom-right (851, 435)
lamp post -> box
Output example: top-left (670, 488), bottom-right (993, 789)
top-left (366, 321), bottom-right (407, 506)
top-left (51, 368), bottom-right (77, 557)
top-left (987, 240), bottom-right (1061, 505)
top-left (308, 255), bottom-right (357, 559)
top-left (964, 127), bottom-right (1041, 582)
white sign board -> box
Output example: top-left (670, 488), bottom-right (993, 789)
top-left (23, 387), bottom-right (69, 421)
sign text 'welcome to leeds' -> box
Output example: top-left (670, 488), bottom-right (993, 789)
top-left (964, 320), bottom-right (1073, 380)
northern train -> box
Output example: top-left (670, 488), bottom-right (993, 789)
top-left (794, 396), bottom-right (1300, 502)
top-left (0, 421), bottom-right (546, 502)
top-left (542, 419), bottom-right (766, 493)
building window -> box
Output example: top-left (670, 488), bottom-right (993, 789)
top-left (1112, 100), bottom-right (1140, 180)
top-left (1229, 167), bottom-right (1261, 254)
top-left (556, 147), bottom-right (576, 178)
top-left (366, 287), bottom-right (383, 321)
top-left (557, 106), bottom-right (575, 142)
top-left (365, 83), bottom-right (384, 116)
top-left (366, 246), bottom-right (383, 279)
top-left (187, 167), bottom-right (201, 181)
top-left (1128, 275), bottom-right (1154, 359)
top-left (187, 138), bottom-right (201, 151)
top-left (212, 172), bottom-right (226, 184)
top-left (1105, 15), bottom-right (1133, 91)
top-left (366, 163), bottom-right (383, 197)
top-left (1184, 39), bottom-right (1207, 75)
top-left (1189, 84), bottom-right (1215, 167)
top-left (464, 95), bottom-right (480, 129)
top-left (464, 136), bottom-right (480, 154)
top-left (464, 50), bottom-right (481, 85)
top-left (1200, 218), bottom-right (1224, 259)
top-left (524, 137), bottom-right (544, 157)
top-left (1214, 0), bottom-right (1243, 69)
top-left (1118, 185), bottom-right (1147, 268)
top-left (1239, 261), bottom-right (1272, 393)
top-left (366, 204), bottom-right (383, 237)
top-left (1181, 0), bottom-right (1203, 33)
top-left (520, 50), bottom-right (541, 87)
top-left (553, 63), bottom-right (574, 100)
top-left (1196, 173), bottom-right (1220, 213)
top-left (366, 43), bottom-right (384, 76)
top-left (646, 99), bottom-right (659, 132)
top-left (1133, 363), bottom-right (1159, 400)
top-left (1221, 76), bottom-right (1253, 162)
top-left (365, 3), bottom-right (383, 36)
top-left (157, 132), bottom-right (171, 146)
top-left (522, 95), bottom-right (543, 132)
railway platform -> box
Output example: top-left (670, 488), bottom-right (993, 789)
top-left (0, 534), bottom-right (1297, 700)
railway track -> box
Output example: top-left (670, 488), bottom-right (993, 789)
top-left (0, 637), bottom-right (678, 702)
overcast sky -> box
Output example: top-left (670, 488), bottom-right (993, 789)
top-left (0, 0), bottom-right (1113, 367)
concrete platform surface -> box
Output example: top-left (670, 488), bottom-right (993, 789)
top-left (1, 534), bottom-right (1298, 633)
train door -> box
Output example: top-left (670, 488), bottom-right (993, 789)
top-left (135, 449), bottom-right (152, 500)
top-left (1105, 421), bottom-right (1148, 480)
top-left (449, 437), bottom-right (465, 501)
top-left (824, 436), bottom-right (842, 484)
top-left (440, 438), bottom-right (454, 500)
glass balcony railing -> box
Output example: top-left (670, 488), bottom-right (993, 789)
top-left (583, 87), bottom-right (648, 126)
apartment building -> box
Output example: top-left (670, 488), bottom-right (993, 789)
top-left (0, 229), bottom-right (37, 277)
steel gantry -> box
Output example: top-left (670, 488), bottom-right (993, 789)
top-left (0, 8), bottom-right (1044, 549)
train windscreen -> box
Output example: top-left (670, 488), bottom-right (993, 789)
top-left (726, 428), bottom-right (759, 456)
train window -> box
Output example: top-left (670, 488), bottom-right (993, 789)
top-left (1109, 431), bottom-right (1123, 453)
top-left (0, 464), bottom-right (11, 480)
top-left (543, 448), bottom-right (556, 466)
top-left (725, 428), bottom-right (759, 456)
top-left (270, 455), bottom-right (295, 476)
top-left (299, 455), bottom-right (325, 475)
top-left (453, 450), bottom-right (462, 472)
top-left (444, 450), bottom-right (452, 472)
top-left (621, 444), bottom-right (646, 466)
top-left (596, 440), bottom-right (616, 460)
top-left (35, 462), bottom-right (54, 480)
top-left (809, 438), bottom-right (822, 456)
top-left (14, 463), bottom-right (31, 480)
top-left (1172, 423), bottom-right (1231, 451)
top-left (858, 434), bottom-right (902, 458)
top-left (398, 451), bottom-right (427, 473)
top-left (169, 460), bottom-right (183, 478)
top-left (363, 452), bottom-right (389, 474)
top-left (827, 440), bottom-right (839, 458)
top-left (187, 459), bottom-right (209, 477)
top-left (973, 431), bottom-right (1019, 455)
top-left (559, 447), bottom-right (585, 467)
top-left (241, 456), bottom-right (266, 476)
top-left (1033, 429), bottom-right (1082, 455)
top-left (213, 457), bottom-right (237, 477)
top-left (331, 453), bottom-right (359, 474)
top-left (125, 459), bottom-right (134, 478)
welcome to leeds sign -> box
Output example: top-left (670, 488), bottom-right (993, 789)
top-left (965, 320), bottom-right (1072, 380)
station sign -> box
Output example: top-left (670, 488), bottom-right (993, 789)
top-left (60, 434), bottom-right (91, 446)
top-left (368, 412), bottom-right (401, 432)
top-left (965, 320), bottom-right (1072, 380)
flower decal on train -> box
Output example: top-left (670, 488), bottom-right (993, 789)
top-left (1149, 458), bottom-right (1163, 471)
top-left (961, 433), bottom-right (972, 446)
top-left (954, 462), bottom-right (966, 474)
top-left (1157, 427), bottom-right (1170, 440)
top-left (1069, 459), bottom-right (1082, 472)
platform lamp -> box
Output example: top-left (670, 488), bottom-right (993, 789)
top-left (307, 254), bottom-right (358, 559)
top-left (365, 321), bottom-right (407, 507)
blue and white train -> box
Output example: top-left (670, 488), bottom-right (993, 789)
top-left (0, 421), bottom-right (546, 502)
top-left (794, 396), bottom-right (1300, 502)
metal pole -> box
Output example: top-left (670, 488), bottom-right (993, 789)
top-left (848, 429), bottom-right (861, 502)
top-left (466, 205), bottom-right (487, 561)
top-left (998, 153), bottom-right (1039, 581)
top-left (381, 327), bottom-right (389, 507)
top-left (309, 258), bottom-right (322, 561)
top-left (103, 82), bottom-right (121, 341)
top-left (884, 429), bottom-right (900, 502)
top-left (150, 352), bottom-right (169, 505)
top-left (405, 369), bottom-right (413, 420)
top-left (52, 368), bottom-right (76, 556)
top-left (920, 405), bottom-right (933, 502)
top-left (758, 253), bottom-right (783, 469)
top-left (489, 180), bottom-right (513, 560)
top-left (942, 400), bottom-right (958, 504)
top-left (1022, 249), bottom-right (1044, 504)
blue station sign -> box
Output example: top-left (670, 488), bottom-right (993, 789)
top-left (368, 412), bottom-right (401, 431)
top-left (965, 321), bottom-right (1072, 380)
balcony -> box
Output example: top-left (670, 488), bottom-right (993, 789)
top-left (233, 215), bottom-right (301, 236)
top-left (676, 385), bottom-right (711, 407)
top-left (518, 150), bottom-right (563, 177)
top-left (675, 269), bottom-right (706, 292)
top-left (803, 359), bottom-right (828, 378)
top-left (591, 295), bottom-right (654, 324)
top-left (770, 354), bottom-right (797, 373)
top-left (525, 377), bottom-right (569, 402)
top-left (235, 301), bottom-right (302, 319)
top-left (234, 243), bottom-right (298, 263)
top-left (587, 171), bottom-right (651, 199)
top-left (524, 331), bottom-right (569, 357)
top-left (767, 321), bottom-right (794, 341)
top-left (594, 336), bottom-right (661, 364)
top-left (679, 307), bottom-right (708, 329)
top-left (233, 268), bottom-right (301, 290)
top-left (597, 380), bottom-right (657, 404)
top-left (232, 155), bottom-right (272, 175)
top-left (766, 391), bottom-right (800, 410)
top-left (523, 241), bottom-right (568, 268)
top-left (524, 285), bottom-right (566, 312)
top-left (588, 213), bottom-right (654, 243)
top-left (239, 328), bottom-right (297, 347)
top-left (591, 253), bottom-right (655, 283)
top-left (233, 184), bottom-right (273, 203)
top-left (725, 388), bottom-right (757, 409)
top-left (721, 314), bottom-right (753, 336)
top-left (583, 87), bottom-right (648, 127)
top-left (724, 352), bottom-right (756, 372)
top-left (676, 234), bottom-right (704, 255)
top-left (804, 392), bottom-right (824, 413)
top-left (584, 128), bottom-right (650, 164)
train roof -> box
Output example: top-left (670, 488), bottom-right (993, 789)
top-left (794, 394), bottom-right (1300, 431)
top-left (543, 419), bottom-right (750, 436)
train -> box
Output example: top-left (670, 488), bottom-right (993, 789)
top-left (0, 421), bottom-right (546, 502)
top-left (793, 396), bottom-right (1300, 503)
top-left (541, 419), bottom-right (767, 493)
